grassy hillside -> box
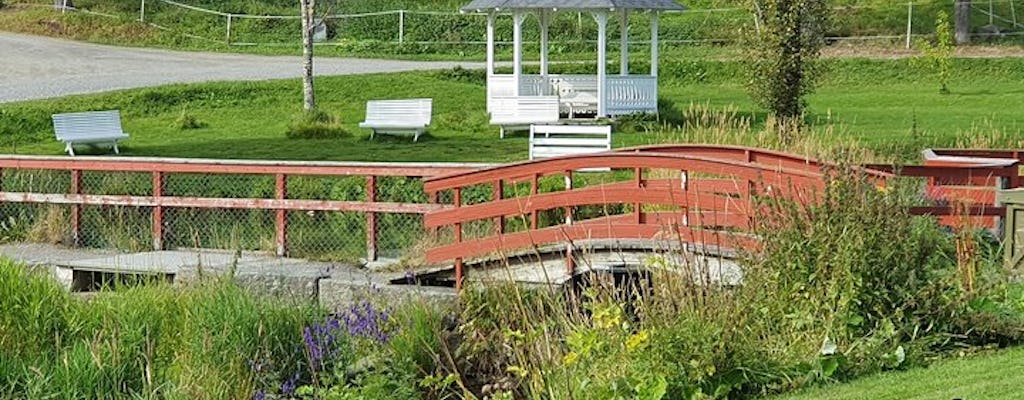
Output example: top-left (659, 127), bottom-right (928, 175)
top-left (4, 0), bottom-right (1022, 58)
top-left (1, 57), bottom-right (1022, 162)
top-left (778, 347), bottom-right (1024, 400)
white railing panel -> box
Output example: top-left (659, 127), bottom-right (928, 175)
top-left (606, 75), bottom-right (658, 116)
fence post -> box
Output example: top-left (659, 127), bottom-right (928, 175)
top-left (399, 10), bottom-right (405, 44)
top-left (906, 2), bottom-right (913, 49)
top-left (564, 170), bottom-right (575, 276)
top-left (275, 173), bottom-right (288, 256)
top-left (152, 172), bottom-right (164, 250)
top-left (226, 14), bottom-right (233, 45)
top-left (70, 170), bottom-right (82, 246)
top-left (140, 0), bottom-right (145, 23)
top-left (366, 176), bottom-right (378, 263)
top-left (453, 187), bottom-right (463, 291)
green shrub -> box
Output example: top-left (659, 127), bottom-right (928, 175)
top-left (174, 109), bottom-right (207, 130)
top-left (286, 110), bottom-right (350, 139)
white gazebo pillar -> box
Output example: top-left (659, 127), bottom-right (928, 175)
top-left (620, 9), bottom-right (629, 76)
top-left (513, 12), bottom-right (525, 96)
top-left (539, 10), bottom-right (550, 77)
top-left (651, 12), bottom-right (659, 77)
top-left (595, 12), bottom-right (608, 117)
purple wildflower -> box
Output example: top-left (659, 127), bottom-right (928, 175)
top-left (280, 372), bottom-right (299, 397)
top-left (252, 389), bottom-right (266, 400)
top-left (342, 300), bottom-right (393, 343)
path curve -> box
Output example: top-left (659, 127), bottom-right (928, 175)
top-left (0, 32), bottom-right (484, 103)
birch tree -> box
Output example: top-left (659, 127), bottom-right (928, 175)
top-left (299, 0), bottom-right (316, 111)
top-left (954, 0), bottom-right (972, 45)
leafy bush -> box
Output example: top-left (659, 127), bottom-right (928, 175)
top-left (174, 109), bottom-right (207, 130)
top-left (745, 0), bottom-right (832, 122)
top-left (286, 110), bottom-right (350, 139)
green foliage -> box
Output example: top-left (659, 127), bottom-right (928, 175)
top-left (174, 109), bottom-right (207, 130)
top-left (914, 10), bottom-right (956, 94)
top-left (745, 0), bottom-right (832, 122)
top-left (286, 110), bottom-right (351, 139)
top-left (0, 259), bottom-right (319, 399)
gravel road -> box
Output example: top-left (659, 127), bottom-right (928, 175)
top-left (0, 32), bottom-right (484, 103)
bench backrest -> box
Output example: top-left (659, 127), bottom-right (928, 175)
top-left (364, 99), bottom-right (432, 124)
top-left (529, 124), bottom-right (612, 160)
top-left (491, 96), bottom-right (559, 123)
top-left (52, 110), bottom-right (125, 140)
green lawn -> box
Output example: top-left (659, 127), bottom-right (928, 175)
top-left (777, 347), bottom-right (1024, 400)
top-left (2, 58), bottom-right (1023, 163)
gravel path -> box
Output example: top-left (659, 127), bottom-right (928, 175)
top-left (0, 32), bottom-right (484, 103)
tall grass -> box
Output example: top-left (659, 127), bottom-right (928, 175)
top-left (0, 259), bottom-right (320, 399)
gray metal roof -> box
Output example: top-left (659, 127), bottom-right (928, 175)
top-left (461, 0), bottom-right (686, 12)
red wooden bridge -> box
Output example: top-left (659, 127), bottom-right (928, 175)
top-left (422, 145), bottom-right (1022, 289)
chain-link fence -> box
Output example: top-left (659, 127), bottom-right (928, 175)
top-left (0, 158), bottom-right (479, 263)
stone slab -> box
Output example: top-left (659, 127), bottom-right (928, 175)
top-left (319, 278), bottom-right (457, 312)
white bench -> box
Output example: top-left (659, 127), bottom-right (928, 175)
top-left (490, 96), bottom-right (560, 139)
top-left (359, 98), bottom-right (432, 142)
top-left (52, 110), bottom-right (130, 156)
top-left (529, 124), bottom-right (612, 161)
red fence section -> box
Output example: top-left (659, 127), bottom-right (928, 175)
top-left (0, 156), bottom-right (483, 260)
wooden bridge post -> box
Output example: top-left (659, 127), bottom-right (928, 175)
top-left (493, 180), bottom-right (504, 235)
top-left (152, 171), bottom-right (164, 250)
top-left (564, 170), bottom-right (575, 276)
top-left (70, 169), bottom-right (82, 246)
top-left (530, 174), bottom-right (539, 229)
top-left (633, 167), bottom-right (644, 224)
top-left (454, 187), bottom-right (463, 291)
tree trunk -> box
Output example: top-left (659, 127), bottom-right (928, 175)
top-left (954, 0), bottom-right (972, 45)
top-left (299, 0), bottom-right (316, 111)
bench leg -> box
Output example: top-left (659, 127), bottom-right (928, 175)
top-left (413, 130), bottom-right (420, 142)
top-left (370, 129), bottom-right (376, 140)
top-left (112, 141), bottom-right (120, 154)
top-left (65, 143), bottom-right (75, 157)
top-left (500, 127), bottom-right (505, 139)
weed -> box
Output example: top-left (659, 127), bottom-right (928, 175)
top-left (286, 110), bottom-right (350, 139)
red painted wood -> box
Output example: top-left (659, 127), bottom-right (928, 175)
top-left (424, 153), bottom-right (826, 192)
top-left (0, 192), bottom-right (444, 213)
top-left (0, 157), bottom-right (477, 178)
top-left (275, 174), bottom-right (288, 256)
top-left (424, 181), bottom-right (755, 228)
top-left (426, 223), bottom-right (759, 263)
top-left (152, 172), bottom-right (164, 250)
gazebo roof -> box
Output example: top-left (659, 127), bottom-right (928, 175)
top-left (461, 0), bottom-right (686, 13)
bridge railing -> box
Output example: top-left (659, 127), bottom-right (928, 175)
top-left (0, 156), bottom-right (484, 262)
top-left (423, 148), bottom-right (849, 289)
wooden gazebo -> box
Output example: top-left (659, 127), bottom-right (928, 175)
top-left (462, 0), bottom-right (686, 118)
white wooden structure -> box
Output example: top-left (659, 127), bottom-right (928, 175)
top-left (490, 96), bottom-right (560, 138)
top-left (359, 98), bottom-right (433, 142)
top-left (52, 110), bottom-right (130, 156)
top-left (462, 0), bottom-right (685, 119)
top-left (529, 124), bottom-right (612, 160)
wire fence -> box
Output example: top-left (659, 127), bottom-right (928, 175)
top-left (33, 0), bottom-right (1024, 50)
top-left (0, 157), bottom-right (485, 263)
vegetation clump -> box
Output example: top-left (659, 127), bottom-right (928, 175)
top-left (745, 0), bottom-right (831, 128)
top-left (286, 109), bottom-right (350, 139)
top-left (914, 10), bottom-right (956, 94)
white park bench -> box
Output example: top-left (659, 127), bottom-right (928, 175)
top-left (490, 96), bottom-right (560, 139)
top-left (529, 124), bottom-right (612, 162)
top-left (359, 98), bottom-right (432, 142)
top-left (52, 110), bottom-right (130, 156)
